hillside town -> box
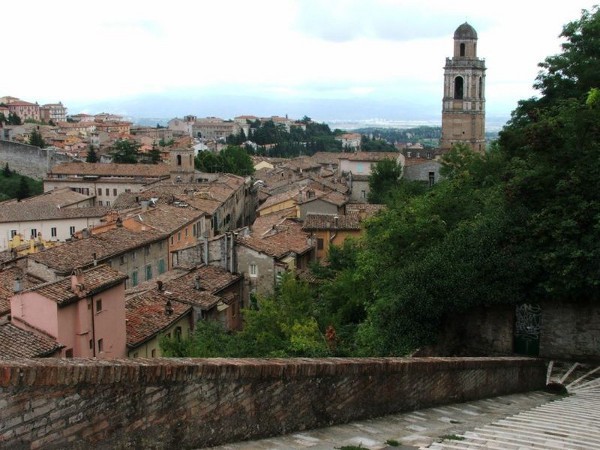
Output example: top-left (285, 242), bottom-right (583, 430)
top-left (0, 92), bottom-right (446, 359)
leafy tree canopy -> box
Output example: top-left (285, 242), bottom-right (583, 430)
top-left (111, 139), bottom-right (140, 164)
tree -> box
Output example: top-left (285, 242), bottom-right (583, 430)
top-left (367, 158), bottom-right (403, 204)
top-left (220, 145), bottom-right (254, 176)
top-left (86, 146), bottom-right (99, 163)
top-left (111, 139), bottom-right (140, 164)
top-left (7, 112), bottom-right (21, 125)
top-left (28, 129), bottom-right (46, 148)
top-left (149, 146), bottom-right (162, 164)
top-left (2, 163), bottom-right (12, 177)
top-left (16, 176), bottom-right (30, 200)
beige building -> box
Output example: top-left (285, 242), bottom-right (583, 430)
top-left (440, 22), bottom-right (486, 153)
top-left (40, 103), bottom-right (67, 123)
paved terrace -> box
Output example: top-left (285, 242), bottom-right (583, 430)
top-left (207, 362), bottom-right (600, 450)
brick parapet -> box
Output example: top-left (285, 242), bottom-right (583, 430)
top-left (0, 357), bottom-right (546, 449)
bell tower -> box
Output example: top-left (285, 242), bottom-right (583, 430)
top-left (170, 147), bottom-right (196, 182)
top-left (440, 22), bottom-right (486, 153)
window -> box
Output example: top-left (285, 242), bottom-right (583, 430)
top-left (98, 201), bottom-right (103, 206)
top-left (144, 245), bottom-right (150, 256)
top-left (65, 349), bottom-right (73, 358)
top-left (145, 264), bottom-right (152, 281)
top-left (106, 201), bottom-right (110, 207)
top-left (175, 326), bottom-right (182, 340)
top-left (97, 188), bottom-right (102, 196)
top-left (95, 299), bottom-right (103, 312)
top-left (133, 352), bottom-right (138, 358)
top-left (454, 76), bottom-right (464, 100)
top-left (51, 227), bottom-right (57, 237)
top-left (97, 338), bottom-right (104, 352)
top-left (193, 224), bottom-right (197, 237)
top-left (30, 229), bottom-right (37, 238)
top-left (361, 190), bottom-right (366, 199)
top-left (177, 154), bottom-right (182, 166)
top-left (429, 171), bottom-right (435, 187)
top-left (178, 232), bottom-right (181, 242)
top-left (105, 188), bottom-right (109, 196)
top-left (132, 251), bottom-right (136, 261)
top-left (170, 236), bottom-right (174, 245)
top-left (249, 263), bottom-right (257, 277)
top-left (132, 270), bottom-right (138, 287)
top-left (158, 259), bottom-right (165, 274)
top-left (120, 255), bottom-right (126, 265)
top-left (113, 188), bottom-right (117, 196)
top-left (125, 188), bottom-right (131, 193)
top-left (89, 339), bottom-right (93, 350)
top-left (185, 228), bottom-right (188, 237)
top-left (151, 349), bottom-right (156, 357)
top-left (69, 226), bottom-right (76, 236)
top-left (460, 42), bottom-right (466, 56)
top-left (10, 230), bottom-right (17, 238)
top-left (317, 238), bottom-right (324, 250)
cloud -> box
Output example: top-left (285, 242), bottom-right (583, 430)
top-left (293, 0), bottom-right (491, 42)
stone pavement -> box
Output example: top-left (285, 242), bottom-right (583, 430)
top-left (205, 363), bottom-right (600, 450)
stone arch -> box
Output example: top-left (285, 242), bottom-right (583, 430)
top-left (454, 76), bottom-right (464, 99)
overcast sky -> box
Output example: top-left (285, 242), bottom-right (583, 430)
top-left (3, 0), bottom-right (598, 127)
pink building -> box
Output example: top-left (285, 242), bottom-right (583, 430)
top-left (10, 265), bottom-right (128, 359)
top-left (7, 100), bottom-right (40, 122)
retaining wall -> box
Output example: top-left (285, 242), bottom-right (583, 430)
top-left (0, 357), bottom-right (546, 449)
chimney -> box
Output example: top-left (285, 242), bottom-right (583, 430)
top-left (13, 277), bottom-right (22, 294)
top-left (71, 268), bottom-right (84, 294)
top-left (333, 215), bottom-right (339, 227)
top-left (92, 253), bottom-right (97, 266)
top-left (194, 275), bottom-right (201, 290)
top-left (157, 280), bottom-right (164, 291)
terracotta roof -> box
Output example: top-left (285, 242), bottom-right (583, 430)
top-left (251, 208), bottom-right (298, 236)
top-left (302, 213), bottom-right (361, 231)
top-left (0, 322), bottom-right (63, 358)
top-left (47, 162), bottom-right (171, 178)
top-left (29, 264), bottom-right (127, 307)
top-left (0, 203), bottom-right (108, 223)
top-left (339, 151), bottom-right (400, 162)
top-left (166, 265), bottom-right (241, 294)
top-left (299, 189), bottom-right (348, 207)
top-left (3, 188), bottom-right (93, 208)
top-left (126, 289), bottom-right (191, 348)
top-left (237, 219), bottom-right (312, 259)
top-left (29, 227), bottom-right (167, 274)
top-left (128, 204), bottom-right (205, 234)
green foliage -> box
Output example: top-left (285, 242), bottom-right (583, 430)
top-left (7, 112), bottom-right (21, 125)
top-left (148, 146), bottom-right (162, 164)
top-left (111, 139), bottom-right (140, 163)
top-left (360, 135), bottom-right (396, 152)
top-left (195, 145), bottom-right (254, 176)
top-left (0, 169), bottom-right (41, 201)
top-left (367, 158), bottom-right (402, 204)
top-left (28, 129), bottom-right (46, 148)
top-left (86, 146), bottom-right (99, 163)
top-left (16, 176), bottom-right (30, 200)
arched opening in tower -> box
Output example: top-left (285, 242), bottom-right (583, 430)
top-left (454, 76), bottom-right (464, 99)
top-left (460, 43), bottom-right (466, 57)
top-left (177, 154), bottom-right (182, 166)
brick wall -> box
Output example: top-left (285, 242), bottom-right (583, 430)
top-left (0, 140), bottom-right (73, 180)
top-left (0, 357), bottom-right (545, 449)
